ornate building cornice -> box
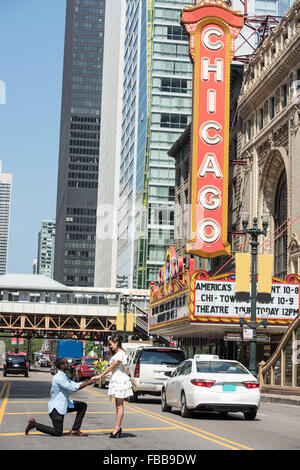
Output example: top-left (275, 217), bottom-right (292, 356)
top-left (238, 0), bottom-right (300, 112)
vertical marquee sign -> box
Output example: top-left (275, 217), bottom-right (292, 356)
top-left (182, 1), bottom-right (243, 258)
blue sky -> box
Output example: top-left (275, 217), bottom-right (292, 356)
top-left (0, 0), bottom-right (66, 273)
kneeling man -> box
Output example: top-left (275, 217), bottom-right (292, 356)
top-left (25, 357), bottom-right (100, 437)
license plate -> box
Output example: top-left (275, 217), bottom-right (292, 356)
top-left (223, 384), bottom-right (236, 392)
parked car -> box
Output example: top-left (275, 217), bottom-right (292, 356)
top-left (161, 355), bottom-right (260, 420)
top-left (3, 353), bottom-right (29, 377)
top-left (75, 357), bottom-right (99, 381)
top-left (39, 357), bottom-right (51, 367)
top-left (34, 352), bottom-right (43, 363)
top-left (126, 346), bottom-right (186, 402)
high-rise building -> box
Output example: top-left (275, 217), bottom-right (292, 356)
top-left (32, 259), bottom-right (37, 275)
top-left (0, 162), bottom-right (12, 275)
top-left (54, 0), bottom-right (106, 287)
top-left (116, 0), bottom-right (194, 289)
top-left (94, 0), bottom-right (126, 288)
top-left (36, 219), bottom-right (56, 278)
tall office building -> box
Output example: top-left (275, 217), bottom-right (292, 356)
top-left (36, 219), bottom-right (56, 278)
top-left (32, 259), bottom-right (37, 275)
top-left (54, 0), bottom-right (106, 287)
top-left (0, 163), bottom-right (12, 275)
top-left (94, 0), bottom-right (126, 288)
top-left (116, 0), bottom-right (194, 289)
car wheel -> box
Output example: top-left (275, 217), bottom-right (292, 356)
top-left (243, 409), bottom-right (257, 421)
top-left (128, 392), bottom-right (138, 402)
top-left (180, 392), bottom-right (192, 418)
top-left (218, 411), bottom-right (228, 417)
top-left (161, 388), bottom-right (171, 412)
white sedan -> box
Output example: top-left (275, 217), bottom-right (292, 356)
top-left (161, 355), bottom-right (260, 420)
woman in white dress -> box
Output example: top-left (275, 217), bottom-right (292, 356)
top-left (98, 336), bottom-right (133, 438)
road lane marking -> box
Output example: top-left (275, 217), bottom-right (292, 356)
top-left (0, 426), bottom-right (178, 437)
top-left (5, 411), bottom-right (138, 415)
top-left (0, 383), bottom-right (7, 400)
top-left (125, 402), bottom-right (254, 451)
top-left (0, 382), bottom-right (11, 425)
top-left (6, 401), bottom-right (110, 404)
top-left (86, 389), bottom-right (253, 451)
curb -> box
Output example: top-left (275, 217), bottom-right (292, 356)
top-left (261, 394), bottom-right (300, 406)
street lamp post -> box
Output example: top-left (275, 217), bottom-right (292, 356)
top-left (239, 210), bottom-right (269, 377)
top-left (120, 294), bottom-right (132, 342)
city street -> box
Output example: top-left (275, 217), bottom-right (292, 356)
top-left (0, 369), bottom-right (300, 451)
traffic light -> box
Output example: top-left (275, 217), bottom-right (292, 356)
top-left (235, 252), bottom-right (251, 301)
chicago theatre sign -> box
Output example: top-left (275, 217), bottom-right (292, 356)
top-left (181, 0), bottom-right (243, 258)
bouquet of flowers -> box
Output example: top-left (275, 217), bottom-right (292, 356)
top-left (93, 358), bottom-right (108, 374)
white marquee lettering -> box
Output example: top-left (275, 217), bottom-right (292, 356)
top-left (199, 186), bottom-right (221, 210)
top-left (202, 27), bottom-right (223, 50)
top-left (208, 89), bottom-right (216, 113)
top-left (200, 122), bottom-right (222, 145)
top-left (198, 219), bottom-right (221, 244)
top-left (202, 58), bottom-right (223, 82)
top-left (199, 153), bottom-right (222, 178)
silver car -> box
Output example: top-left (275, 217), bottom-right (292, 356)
top-left (126, 346), bottom-right (186, 402)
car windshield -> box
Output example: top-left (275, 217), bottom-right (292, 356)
top-left (196, 361), bottom-right (249, 374)
top-left (140, 349), bottom-right (185, 365)
top-left (7, 355), bottom-right (26, 363)
top-left (83, 358), bottom-right (97, 365)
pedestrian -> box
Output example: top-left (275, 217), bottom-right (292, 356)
top-left (98, 336), bottom-right (133, 438)
top-left (25, 357), bottom-right (101, 437)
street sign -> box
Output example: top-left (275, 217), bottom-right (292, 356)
top-left (243, 329), bottom-right (254, 340)
top-left (224, 331), bottom-right (271, 342)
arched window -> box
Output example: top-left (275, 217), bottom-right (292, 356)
top-left (274, 170), bottom-right (287, 278)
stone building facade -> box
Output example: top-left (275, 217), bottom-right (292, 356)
top-left (235, 0), bottom-right (300, 278)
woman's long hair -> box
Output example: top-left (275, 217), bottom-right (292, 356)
top-left (109, 335), bottom-right (124, 355)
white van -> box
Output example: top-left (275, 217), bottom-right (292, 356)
top-left (126, 346), bottom-right (186, 402)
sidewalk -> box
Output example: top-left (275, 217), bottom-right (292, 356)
top-left (261, 393), bottom-right (300, 406)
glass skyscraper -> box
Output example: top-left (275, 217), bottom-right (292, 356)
top-left (0, 163), bottom-right (12, 275)
top-left (117, 0), bottom-right (193, 289)
top-left (54, 0), bottom-right (106, 287)
top-left (36, 219), bottom-right (56, 278)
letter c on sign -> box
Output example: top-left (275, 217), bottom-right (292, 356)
top-left (198, 219), bottom-right (220, 244)
top-left (202, 27), bottom-right (223, 50)
top-left (200, 122), bottom-right (222, 145)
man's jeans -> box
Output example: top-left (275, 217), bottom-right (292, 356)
top-left (35, 401), bottom-right (87, 436)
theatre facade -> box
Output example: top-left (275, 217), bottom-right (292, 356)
top-left (148, 0), bottom-right (300, 363)
top-left (149, 248), bottom-right (300, 362)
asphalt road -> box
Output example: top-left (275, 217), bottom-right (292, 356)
top-left (0, 368), bottom-right (300, 453)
